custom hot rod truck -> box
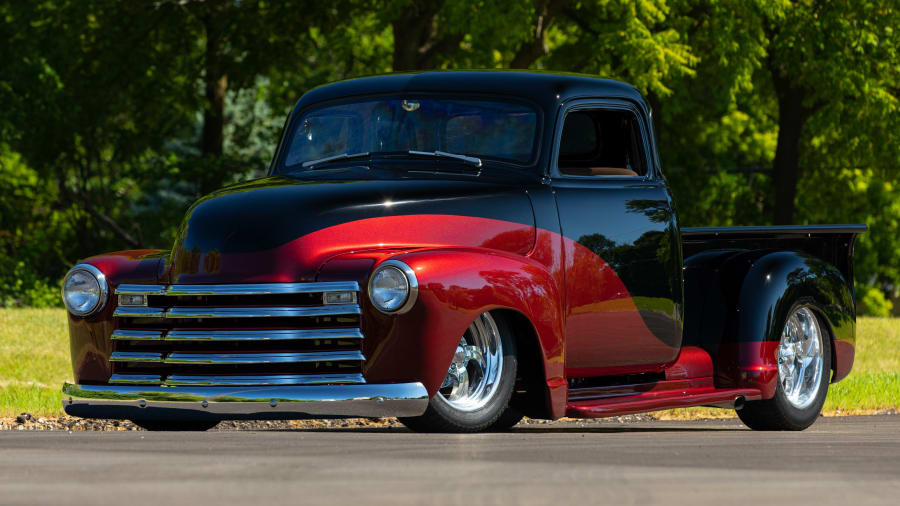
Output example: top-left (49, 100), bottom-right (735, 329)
top-left (61, 72), bottom-right (865, 432)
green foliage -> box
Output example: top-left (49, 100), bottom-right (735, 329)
top-left (0, 0), bottom-right (898, 312)
top-left (858, 286), bottom-right (893, 318)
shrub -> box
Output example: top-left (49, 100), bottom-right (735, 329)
top-left (858, 285), bottom-right (893, 317)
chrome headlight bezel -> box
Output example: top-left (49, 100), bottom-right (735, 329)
top-left (367, 260), bottom-right (418, 315)
top-left (61, 263), bottom-right (109, 317)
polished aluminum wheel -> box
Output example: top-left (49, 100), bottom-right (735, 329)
top-left (437, 312), bottom-right (504, 412)
top-left (777, 307), bottom-right (825, 409)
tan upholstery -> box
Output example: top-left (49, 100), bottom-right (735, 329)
top-left (560, 167), bottom-right (639, 177)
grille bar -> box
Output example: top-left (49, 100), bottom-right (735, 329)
top-left (110, 374), bottom-right (163, 384)
top-left (116, 285), bottom-right (167, 296)
top-left (113, 307), bottom-right (166, 318)
top-left (112, 330), bottom-right (163, 340)
top-left (165, 328), bottom-right (363, 341)
top-left (163, 351), bottom-right (365, 364)
top-left (114, 305), bottom-right (361, 319)
top-left (166, 305), bottom-right (360, 318)
top-left (116, 282), bottom-right (359, 296)
top-left (110, 352), bottom-right (164, 363)
top-left (164, 373), bottom-right (365, 386)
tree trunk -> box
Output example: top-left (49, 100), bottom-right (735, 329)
top-left (391, 1), bottom-right (447, 71)
top-left (770, 71), bottom-right (811, 225)
top-left (510, 0), bottom-right (566, 68)
top-left (201, 6), bottom-right (227, 156)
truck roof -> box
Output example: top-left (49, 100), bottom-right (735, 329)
top-left (294, 71), bottom-right (647, 114)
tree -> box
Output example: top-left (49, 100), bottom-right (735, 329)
top-left (755, 1), bottom-right (898, 224)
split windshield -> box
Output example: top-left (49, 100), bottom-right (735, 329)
top-left (280, 97), bottom-right (539, 171)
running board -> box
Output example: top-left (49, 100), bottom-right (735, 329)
top-left (566, 386), bottom-right (763, 419)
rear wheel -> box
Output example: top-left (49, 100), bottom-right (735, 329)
top-left (738, 306), bottom-right (831, 431)
top-left (132, 420), bottom-right (219, 431)
top-left (399, 312), bottom-right (517, 433)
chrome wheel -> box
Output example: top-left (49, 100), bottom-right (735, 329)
top-left (437, 312), bottom-right (504, 412)
top-left (777, 307), bottom-right (825, 410)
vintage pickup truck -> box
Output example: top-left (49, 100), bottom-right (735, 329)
top-left (61, 72), bottom-right (865, 432)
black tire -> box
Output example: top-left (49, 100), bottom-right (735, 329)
top-left (399, 313), bottom-right (518, 433)
top-left (489, 406), bottom-right (525, 431)
top-left (738, 308), bottom-right (832, 431)
top-left (132, 419), bottom-right (219, 431)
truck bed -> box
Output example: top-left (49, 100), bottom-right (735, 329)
top-left (681, 224), bottom-right (867, 284)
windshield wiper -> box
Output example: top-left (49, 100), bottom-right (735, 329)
top-left (407, 150), bottom-right (483, 168)
top-left (302, 152), bottom-right (370, 169)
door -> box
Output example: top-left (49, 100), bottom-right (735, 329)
top-left (551, 100), bottom-right (683, 377)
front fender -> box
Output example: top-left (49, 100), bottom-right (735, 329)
top-left (343, 248), bottom-right (564, 414)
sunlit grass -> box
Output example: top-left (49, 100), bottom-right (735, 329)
top-left (0, 310), bottom-right (898, 418)
top-left (0, 309), bottom-right (70, 417)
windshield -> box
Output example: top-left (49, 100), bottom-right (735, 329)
top-left (280, 97), bottom-right (539, 171)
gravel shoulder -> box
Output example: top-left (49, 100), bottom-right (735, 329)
top-left (0, 413), bottom-right (660, 431)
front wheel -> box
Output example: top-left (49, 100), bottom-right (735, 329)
top-left (738, 306), bottom-right (831, 431)
top-left (399, 312), bottom-right (517, 433)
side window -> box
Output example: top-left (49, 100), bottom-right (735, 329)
top-left (557, 108), bottom-right (647, 177)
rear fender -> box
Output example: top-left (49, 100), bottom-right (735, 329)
top-left (351, 248), bottom-right (566, 418)
top-left (684, 250), bottom-right (855, 398)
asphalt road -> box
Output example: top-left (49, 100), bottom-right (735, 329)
top-left (1, 415), bottom-right (898, 505)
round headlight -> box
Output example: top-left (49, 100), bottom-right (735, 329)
top-left (368, 260), bottom-right (418, 314)
top-left (62, 264), bottom-right (108, 316)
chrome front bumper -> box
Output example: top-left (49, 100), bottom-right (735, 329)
top-left (62, 382), bottom-right (429, 421)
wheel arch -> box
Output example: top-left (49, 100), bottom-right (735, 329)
top-left (491, 308), bottom-right (553, 419)
top-left (355, 247), bottom-right (567, 418)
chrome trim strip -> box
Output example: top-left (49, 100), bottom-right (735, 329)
top-left (111, 329), bottom-right (163, 340)
top-left (165, 305), bottom-right (361, 318)
top-left (109, 351), bottom-right (163, 363)
top-left (163, 373), bottom-right (366, 386)
top-left (114, 282), bottom-right (360, 296)
top-left (62, 382), bottom-right (429, 419)
top-left (115, 284), bottom-right (167, 296)
top-left (113, 306), bottom-right (166, 318)
top-left (164, 351), bottom-right (365, 364)
top-left (109, 374), bottom-right (163, 385)
top-left (165, 328), bottom-right (363, 341)
top-left (114, 305), bottom-right (360, 319)
top-left (166, 282), bottom-right (360, 295)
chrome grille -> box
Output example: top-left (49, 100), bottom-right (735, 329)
top-left (109, 282), bottom-right (364, 386)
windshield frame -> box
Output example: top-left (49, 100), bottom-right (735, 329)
top-left (272, 92), bottom-right (545, 176)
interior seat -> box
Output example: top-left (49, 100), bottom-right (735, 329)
top-left (560, 167), bottom-right (639, 177)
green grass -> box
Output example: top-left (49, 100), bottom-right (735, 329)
top-left (0, 308), bottom-right (71, 417)
top-left (824, 316), bottom-right (900, 414)
top-left (1, 309), bottom-right (899, 418)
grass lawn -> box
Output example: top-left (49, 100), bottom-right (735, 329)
top-left (1, 309), bottom-right (898, 418)
top-left (0, 309), bottom-right (70, 417)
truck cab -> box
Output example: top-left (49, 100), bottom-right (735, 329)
top-left (60, 72), bottom-right (863, 432)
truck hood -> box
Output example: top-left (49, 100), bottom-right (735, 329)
top-left (168, 176), bottom-right (536, 283)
